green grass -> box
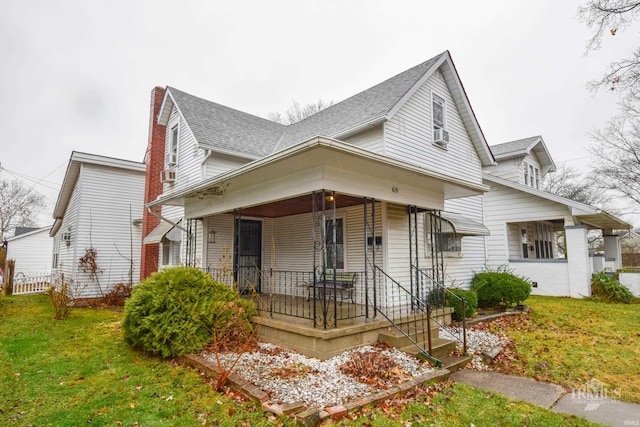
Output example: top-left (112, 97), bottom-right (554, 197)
top-left (490, 295), bottom-right (640, 403)
top-left (0, 294), bottom-right (608, 426)
top-left (331, 382), bottom-right (598, 426)
top-left (0, 295), bottom-right (292, 426)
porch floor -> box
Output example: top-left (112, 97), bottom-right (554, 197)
top-left (249, 293), bottom-right (454, 360)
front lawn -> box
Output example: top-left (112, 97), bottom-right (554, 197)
top-left (0, 295), bottom-right (287, 426)
top-left (490, 295), bottom-right (640, 403)
top-left (0, 294), bottom-right (602, 426)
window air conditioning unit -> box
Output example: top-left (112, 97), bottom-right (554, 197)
top-left (165, 152), bottom-right (177, 166)
top-left (161, 168), bottom-right (176, 183)
top-left (433, 129), bottom-right (450, 146)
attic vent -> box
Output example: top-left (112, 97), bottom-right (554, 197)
top-left (433, 129), bottom-right (449, 146)
top-left (161, 168), bottom-right (176, 183)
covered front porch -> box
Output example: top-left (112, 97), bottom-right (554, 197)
top-left (503, 213), bottom-right (630, 297)
top-left (150, 137), bottom-right (486, 358)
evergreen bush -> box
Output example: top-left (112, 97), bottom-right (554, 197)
top-left (471, 270), bottom-right (531, 307)
top-left (590, 271), bottom-right (635, 304)
top-left (445, 288), bottom-right (477, 321)
top-left (122, 266), bottom-right (255, 358)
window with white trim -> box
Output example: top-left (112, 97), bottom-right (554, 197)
top-left (52, 235), bottom-right (60, 269)
top-left (523, 162), bottom-right (529, 186)
top-left (325, 217), bottom-right (344, 270)
top-left (529, 165), bottom-right (535, 188)
top-left (166, 125), bottom-right (178, 166)
top-left (534, 168), bottom-right (540, 189)
top-left (432, 93), bottom-right (448, 146)
top-left (161, 237), bottom-right (181, 266)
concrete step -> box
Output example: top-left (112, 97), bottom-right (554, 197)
top-left (378, 326), bottom-right (441, 349)
top-left (439, 354), bottom-right (472, 372)
top-left (400, 337), bottom-right (458, 360)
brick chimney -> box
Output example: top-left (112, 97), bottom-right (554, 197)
top-left (140, 86), bottom-right (166, 280)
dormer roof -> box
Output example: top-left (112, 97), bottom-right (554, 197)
top-left (490, 135), bottom-right (556, 175)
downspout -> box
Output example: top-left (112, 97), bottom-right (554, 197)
top-left (200, 149), bottom-right (212, 181)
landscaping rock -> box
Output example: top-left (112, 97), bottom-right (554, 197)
top-left (481, 345), bottom-right (503, 364)
top-left (295, 407), bottom-right (320, 427)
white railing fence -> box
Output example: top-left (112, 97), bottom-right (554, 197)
top-left (11, 272), bottom-right (54, 295)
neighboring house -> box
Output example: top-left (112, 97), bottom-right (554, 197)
top-left (6, 226), bottom-right (53, 275)
top-left (482, 136), bottom-right (630, 298)
top-left (141, 51), bottom-right (496, 359)
top-left (619, 230), bottom-right (640, 267)
top-left (51, 152), bottom-right (146, 298)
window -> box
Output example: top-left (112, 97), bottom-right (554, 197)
top-left (529, 165), bottom-right (535, 188)
top-left (166, 125), bottom-right (178, 165)
top-left (325, 217), bottom-right (344, 269)
top-left (432, 94), bottom-right (445, 131)
top-left (535, 168), bottom-right (540, 189)
top-left (426, 232), bottom-right (462, 257)
top-left (161, 237), bottom-right (181, 266)
top-left (523, 162), bottom-right (529, 186)
top-left (52, 235), bottom-right (60, 268)
top-left (533, 223), bottom-right (554, 259)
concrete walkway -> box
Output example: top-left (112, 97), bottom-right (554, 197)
top-left (451, 369), bottom-right (640, 427)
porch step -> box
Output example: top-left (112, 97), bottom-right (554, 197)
top-left (377, 326), bottom-right (441, 349)
top-left (438, 354), bottom-right (473, 372)
top-left (400, 337), bottom-right (458, 360)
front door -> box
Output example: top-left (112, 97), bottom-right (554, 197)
top-left (234, 219), bottom-right (262, 294)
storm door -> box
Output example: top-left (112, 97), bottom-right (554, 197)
top-left (234, 219), bottom-right (262, 294)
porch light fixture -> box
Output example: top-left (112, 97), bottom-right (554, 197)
top-left (208, 230), bottom-right (217, 244)
top-left (325, 194), bottom-right (335, 202)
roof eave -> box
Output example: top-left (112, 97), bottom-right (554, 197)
top-left (149, 136), bottom-right (490, 208)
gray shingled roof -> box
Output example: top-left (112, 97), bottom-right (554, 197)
top-left (490, 136), bottom-right (541, 158)
top-left (168, 52), bottom-right (446, 157)
top-left (276, 53), bottom-right (445, 150)
top-left (168, 87), bottom-right (286, 158)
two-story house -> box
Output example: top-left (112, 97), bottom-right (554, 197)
top-left (482, 136), bottom-right (630, 298)
top-left (51, 152), bottom-right (146, 298)
top-left (141, 51), bottom-right (495, 359)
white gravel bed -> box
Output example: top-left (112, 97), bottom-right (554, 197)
top-left (201, 343), bottom-right (434, 408)
top-left (201, 327), bottom-right (508, 407)
top-left (439, 326), bottom-right (511, 370)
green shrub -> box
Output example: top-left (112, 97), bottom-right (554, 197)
top-left (590, 272), bottom-right (635, 304)
top-left (122, 266), bottom-right (255, 358)
top-left (445, 288), bottom-right (477, 321)
top-left (471, 271), bottom-right (531, 307)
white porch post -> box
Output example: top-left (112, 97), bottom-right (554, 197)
top-left (603, 234), bottom-right (622, 270)
top-left (565, 225), bottom-right (591, 298)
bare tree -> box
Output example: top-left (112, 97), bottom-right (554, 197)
top-left (578, 1), bottom-right (640, 109)
top-left (0, 179), bottom-right (46, 241)
top-left (589, 112), bottom-right (640, 205)
top-left (544, 164), bottom-right (614, 209)
top-left (267, 99), bottom-right (333, 125)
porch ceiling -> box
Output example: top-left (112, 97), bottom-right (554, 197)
top-left (238, 193), bottom-right (364, 218)
top-left (576, 213), bottom-right (631, 231)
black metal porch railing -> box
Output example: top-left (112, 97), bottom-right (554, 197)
top-left (373, 266), bottom-right (442, 367)
top-left (203, 267), bottom-right (368, 328)
top-left (415, 267), bottom-right (467, 354)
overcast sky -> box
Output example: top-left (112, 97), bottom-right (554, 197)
top-left (1, 0), bottom-right (638, 228)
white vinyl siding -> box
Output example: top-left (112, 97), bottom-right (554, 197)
top-left (483, 181), bottom-right (569, 266)
top-left (71, 163), bottom-right (145, 297)
top-left (442, 195), bottom-right (487, 287)
top-left (483, 158), bottom-right (523, 183)
top-left (384, 69), bottom-right (482, 185)
top-left (53, 186), bottom-right (80, 279)
top-left (342, 126), bottom-right (384, 153)
top-left (204, 153), bottom-right (249, 180)
top-left (165, 106), bottom-right (203, 191)
top-left (6, 228), bottom-right (53, 275)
